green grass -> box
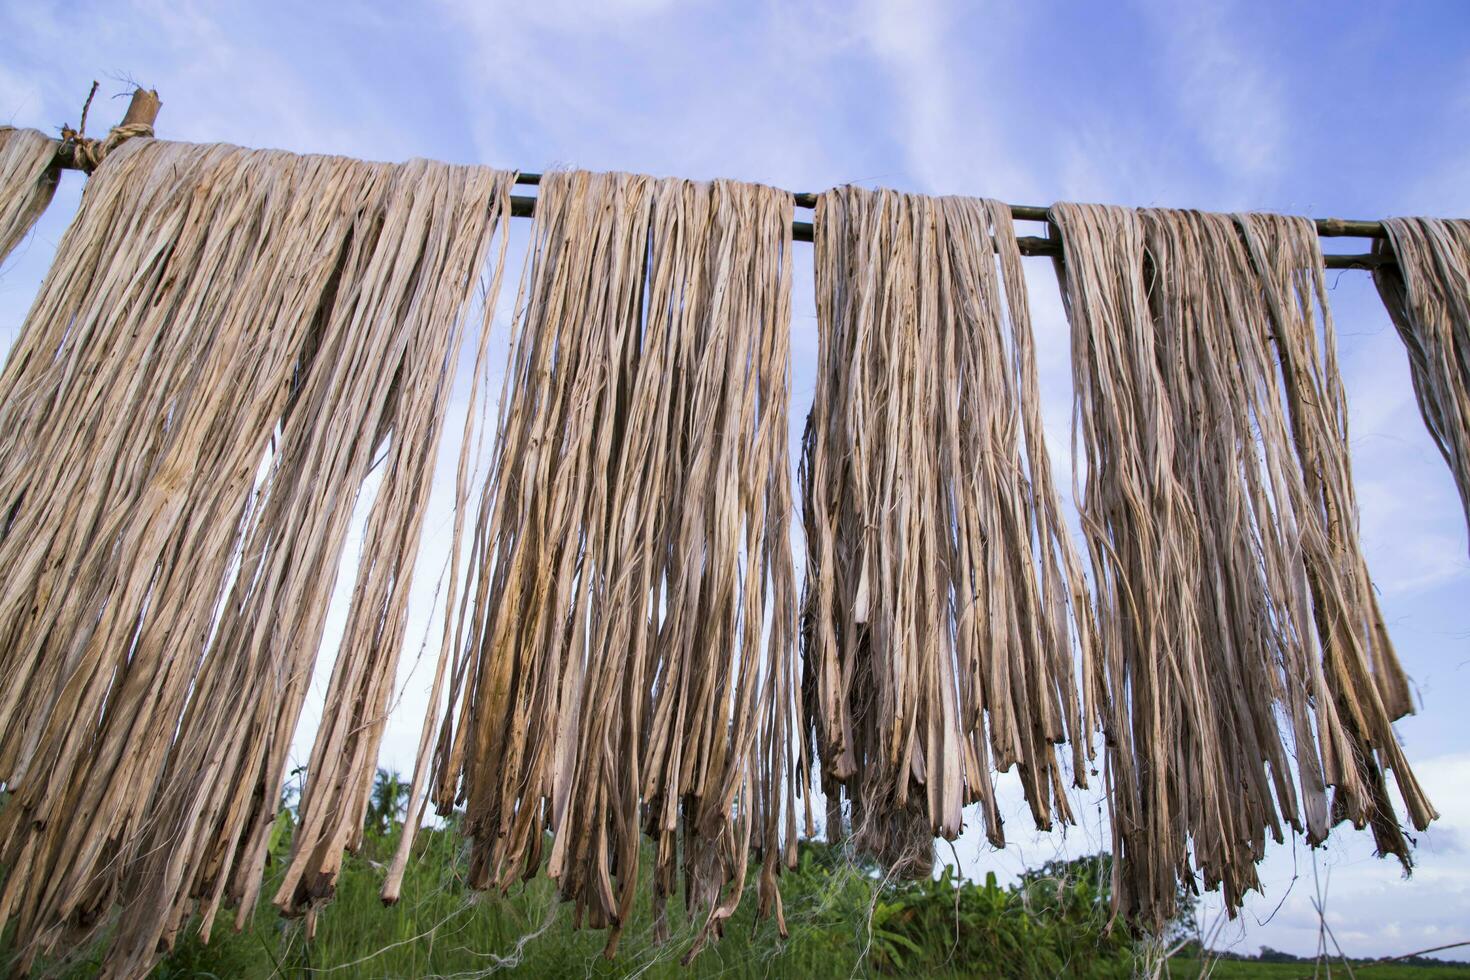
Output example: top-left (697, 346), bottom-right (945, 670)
top-left (8, 789), bottom-right (1465, 979)
top-left (28, 818), bottom-right (1132, 978)
top-left (1170, 961), bottom-right (1470, 979)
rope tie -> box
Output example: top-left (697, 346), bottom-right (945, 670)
top-left (59, 122), bottom-right (155, 174)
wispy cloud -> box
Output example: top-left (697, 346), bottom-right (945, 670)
top-left (841, 0), bottom-right (1044, 200)
top-left (1136, 0), bottom-right (1289, 192)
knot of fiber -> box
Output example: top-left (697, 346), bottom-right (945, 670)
top-left (64, 122), bottom-right (154, 173)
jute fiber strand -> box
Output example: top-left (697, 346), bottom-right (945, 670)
top-left (1373, 218), bottom-right (1470, 546)
top-left (801, 186), bottom-right (1095, 874)
top-left (1050, 202), bottom-right (1436, 932)
top-left (427, 170), bottom-right (799, 959)
top-left (0, 127), bottom-right (59, 265)
top-left (0, 136), bottom-right (515, 975)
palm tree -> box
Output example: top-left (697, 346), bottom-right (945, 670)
top-left (365, 768), bottom-right (409, 837)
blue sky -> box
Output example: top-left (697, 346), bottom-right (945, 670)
top-left (3, 0), bottom-right (1469, 962)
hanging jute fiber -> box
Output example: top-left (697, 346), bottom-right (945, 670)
top-left (0, 100), bottom-right (1453, 975)
top-left (419, 170), bottom-right (799, 960)
top-left (1050, 202), bottom-right (1437, 932)
top-left (0, 136), bottom-right (514, 976)
top-left (1373, 218), bottom-right (1470, 546)
top-left (801, 187), bottom-right (1096, 874)
top-left (0, 127), bottom-right (59, 265)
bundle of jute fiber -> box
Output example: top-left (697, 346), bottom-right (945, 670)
top-left (1372, 218), bottom-right (1470, 546)
top-left (0, 136), bottom-right (515, 975)
top-left (423, 170), bottom-right (799, 959)
top-left (1050, 202), bottom-right (1436, 932)
top-left (0, 127), bottom-right (59, 264)
top-left (800, 187), bottom-right (1096, 874)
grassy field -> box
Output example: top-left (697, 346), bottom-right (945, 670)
top-left (1169, 962), bottom-right (1470, 979)
top-left (139, 832), bottom-right (1134, 978)
top-left (5, 788), bottom-right (1464, 978)
top-left (24, 820), bottom-right (1132, 978)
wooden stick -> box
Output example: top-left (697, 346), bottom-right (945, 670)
top-left (43, 112), bottom-right (1394, 267)
top-left (119, 87), bottom-right (162, 128)
top-left (518, 173), bottom-right (1390, 237)
top-left (522, 197), bottom-right (1391, 268)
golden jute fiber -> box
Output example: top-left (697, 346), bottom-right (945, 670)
top-left (422, 170), bottom-right (800, 959)
top-left (801, 187), bottom-right (1096, 873)
top-left (1374, 218), bottom-right (1470, 545)
top-left (1051, 202), bottom-right (1435, 931)
top-left (0, 127), bottom-right (59, 265)
top-left (0, 137), bottom-right (514, 976)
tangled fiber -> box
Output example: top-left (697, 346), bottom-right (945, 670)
top-left (1050, 203), bottom-right (1436, 931)
top-left (1373, 218), bottom-right (1470, 545)
top-left (801, 187), bottom-right (1096, 874)
top-left (422, 171), bottom-right (800, 959)
top-left (0, 127), bottom-right (59, 265)
top-left (0, 137), bottom-right (514, 975)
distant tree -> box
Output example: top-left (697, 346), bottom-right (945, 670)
top-left (1257, 945), bottom-right (1305, 963)
top-left (365, 768), bottom-right (408, 837)
top-left (1018, 852), bottom-right (1199, 945)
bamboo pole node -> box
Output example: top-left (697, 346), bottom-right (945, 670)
top-left (57, 85), bottom-right (160, 174)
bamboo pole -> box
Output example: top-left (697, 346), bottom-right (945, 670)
top-left (45, 118), bottom-right (1393, 269)
top-left (517, 195), bottom-right (1390, 268)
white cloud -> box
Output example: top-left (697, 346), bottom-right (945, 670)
top-left (843, 0), bottom-right (1043, 200)
top-left (1136, 0), bottom-right (1288, 189)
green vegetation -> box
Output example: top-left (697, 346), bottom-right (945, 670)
top-left (1170, 962), bottom-right (1470, 980)
top-left (6, 772), bottom-right (1467, 978)
top-left (140, 840), bottom-right (1128, 979)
